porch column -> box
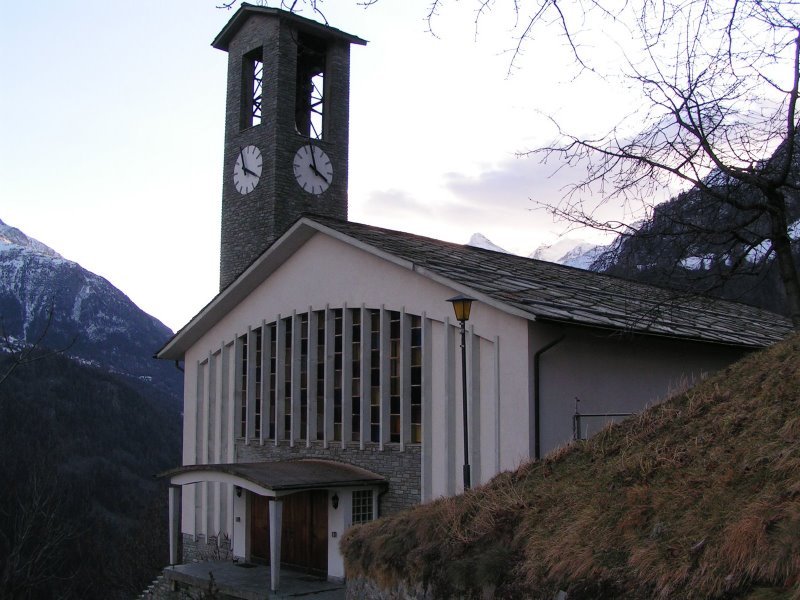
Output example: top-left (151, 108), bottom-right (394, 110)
top-left (269, 499), bottom-right (283, 591)
top-left (168, 485), bottom-right (181, 565)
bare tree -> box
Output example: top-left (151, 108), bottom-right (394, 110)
top-left (217, 0), bottom-right (333, 24)
top-left (0, 303), bottom-right (76, 389)
top-left (0, 462), bottom-right (82, 599)
top-left (519, 1), bottom-right (800, 328)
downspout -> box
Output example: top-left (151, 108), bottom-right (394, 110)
top-left (533, 335), bottom-right (565, 460)
top-left (377, 484), bottom-right (390, 517)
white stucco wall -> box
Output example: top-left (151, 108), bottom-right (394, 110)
top-left (531, 321), bottom-right (747, 456)
top-left (177, 231), bottom-right (537, 557)
top-left (174, 229), bottom-right (751, 573)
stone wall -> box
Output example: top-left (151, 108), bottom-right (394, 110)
top-left (180, 533), bottom-right (233, 565)
top-left (237, 440), bottom-right (421, 515)
top-left (346, 576), bottom-right (434, 600)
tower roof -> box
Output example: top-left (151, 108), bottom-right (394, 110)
top-left (212, 3), bottom-right (368, 51)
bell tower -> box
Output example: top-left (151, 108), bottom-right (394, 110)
top-left (213, 4), bottom-right (366, 290)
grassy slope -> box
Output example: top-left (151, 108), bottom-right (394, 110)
top-left (341, 334), bottom-right (800, 599)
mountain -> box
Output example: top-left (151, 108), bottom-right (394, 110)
top-left (466, 233), bottom-right (607, 269)
top-left (467, 233), bottom-right (510, 253)
top-left (530, 238), bottom-right (607, 269)
top-left (0, 218), bottom-right (182, 598)
top-left (342, 332), bottom-right (800, 598)
top-left (589, 189), bottom-right (800, 315)
top-left (0, 218), bottom-right (181, 402)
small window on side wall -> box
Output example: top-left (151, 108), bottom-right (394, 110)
top-left (352, 490), bottom-right (374, 524)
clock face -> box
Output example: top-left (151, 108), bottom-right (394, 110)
top-left (233, 145), bottom-right (263, 195)
top-left (293, 145), bottom-right (333, 195)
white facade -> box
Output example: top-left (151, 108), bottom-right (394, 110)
top-left (159, 220), bottom-right (756, 584)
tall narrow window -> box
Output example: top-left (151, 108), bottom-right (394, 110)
top-left (369, 310), bottom-right (381, 443)
top-left (239, 334), bottom-right (248, 438)
top-left (268, 323), bottom-right (277, 440)
top-left (410, 315), bottom-right (422, 443)
top-left (351, 309), bottom-right (361, 442)
top-left (389, 312), bottom-right (401, 443)
top-left (254, 328), bottom-right (262, 439)
top-left (235, 310), bottom-right (428, 448)
top-left (316, 311), bottom-right (326, 440)
top-left (333, 309), bottom-right (343, 441)
top-left (295, 34), bottom-right (326, 139)
top-left (242, 48), bottom-right (263, 129)
top-left (283, 318), bottom-right (292, 440)
top-left (300, 314), bottom-right (309, 441)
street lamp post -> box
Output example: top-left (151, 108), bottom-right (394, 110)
top-left (448, 294), bottom-right (475, 491)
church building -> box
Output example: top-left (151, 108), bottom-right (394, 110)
top-left (156, 4), bottom-right (792, 592)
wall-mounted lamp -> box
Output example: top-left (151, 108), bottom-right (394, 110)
top-left (331, 493), bottom-right (339, 510)
top-left (448, 293), bottom-right (476, 491)
top-left (235, 486), bottom-right (242, 498)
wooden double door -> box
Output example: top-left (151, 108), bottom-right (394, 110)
top-left (250, 490), bottom-right (328, 575)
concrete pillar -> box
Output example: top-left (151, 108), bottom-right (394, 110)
top-left (168, 486), bottom-right (181, 565)
top-left (269, 499), bottom-right (283, 591)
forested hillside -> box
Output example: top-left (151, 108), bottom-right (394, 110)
top-left (0, 352), bottom-right (181, 599)
top-left (0, 219), bottom-right (184, 598)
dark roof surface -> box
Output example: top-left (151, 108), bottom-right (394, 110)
top-left (313, 216), bottom-right (792, 348)
top-left (161, 459), bottom-right (386, 492)
top-left (212, 3), bottom-right (367, 51)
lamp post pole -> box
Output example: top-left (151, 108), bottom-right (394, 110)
top-left (458, 317), bottom-right (471, 490)
top-left (448, 294), bottom-right (475, 492)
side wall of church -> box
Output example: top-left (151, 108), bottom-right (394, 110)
top-left (530, 320), bottom-right (748, 455)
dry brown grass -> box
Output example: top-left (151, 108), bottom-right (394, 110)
top-left (340, 333), bottom-right (800, 599)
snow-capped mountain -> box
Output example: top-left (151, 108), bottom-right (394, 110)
top-left (557, 243), bottom-right (609, 269)
top-left (466, 232), bottom-right (608, 270)
top-left (467, 233), bottom-right (510, 253)
top-left (530, 238), bottom-right (606, 269)
top-left (0, 218), bottom-right (180, 400)
top-left (0, 221), bottom-right (63, 259)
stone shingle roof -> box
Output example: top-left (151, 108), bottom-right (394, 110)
top-left (316, 217), bottom-right (793, 348)
top-left (161, 459), bottom-right (385, 492)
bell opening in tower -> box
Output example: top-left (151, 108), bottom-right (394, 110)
top-left (295, 33), bottom-right (327, 139)
top-left (241, 47), bottom-right (263, 129)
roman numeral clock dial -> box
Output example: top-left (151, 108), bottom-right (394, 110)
top-left (293, 144), bottom-right (333, 195)
top-left (233, 145), bottom-right (263, 194)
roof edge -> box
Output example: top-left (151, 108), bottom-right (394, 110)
top-left (212, 3), bottom-right (367, 51)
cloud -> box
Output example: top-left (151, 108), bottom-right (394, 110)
top-left (445, 155), bottom-right (581, 212)
top-left (355, 188), bottom-right (436, 219)
top-left (438, 156), bottom-right (589, 235)
top-left (351, 155), bottom-right (620, 254)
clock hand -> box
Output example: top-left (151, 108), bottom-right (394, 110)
top-left (239, 147), bottom-right (259, 177)
top-left (309, 163), bottom-right (330, 184)
top-left (306, 146), bottom-right (328, 181)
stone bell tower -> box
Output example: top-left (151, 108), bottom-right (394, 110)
top-left (212, 4), bottom-right (366, 290)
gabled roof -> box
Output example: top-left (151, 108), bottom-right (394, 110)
top-left (157, 216), bottom-right (793, 360)
top-left (318, 217), bottom-right (792, 346)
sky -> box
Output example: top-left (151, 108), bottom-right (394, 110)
top-left (1, 1), bottom-right (631, 332)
